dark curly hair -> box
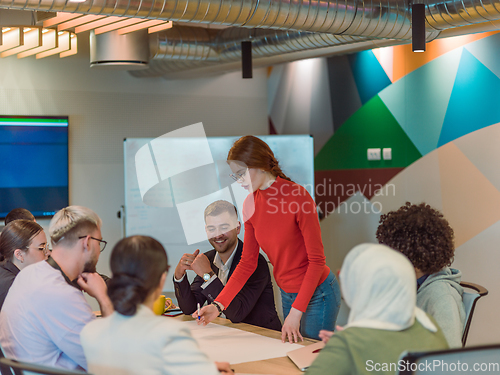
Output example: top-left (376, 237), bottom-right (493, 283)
top-left (376, 202), bottom-right (455, 274)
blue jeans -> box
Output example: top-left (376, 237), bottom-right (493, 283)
top-left (280, 272), bottom-right (341, 340)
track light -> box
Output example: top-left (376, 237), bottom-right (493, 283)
top-left (412, 3), bottom-right (426, 52)
top-left (241, 41), bottom-right (253, 79)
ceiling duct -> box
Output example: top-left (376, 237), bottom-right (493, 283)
top-left (0, 0), bottom-right (418, 39)
top-left (2, 0), bottom-right (500, 78)
top-left (132, 25), bottom-right (431, 77)
top-left (2, 0), bottom-right (500, 36)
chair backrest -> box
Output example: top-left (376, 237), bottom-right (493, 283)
top-left (460, 281), bottom-right (488, 346)
top-left (0, 344), bottom-right (14, 375)
top-left (397, 344), bottom-right (500, 375)
top-left (267, 261), bottom-right (284, 323)
top-left (0, 358), bottom-right (89, 375)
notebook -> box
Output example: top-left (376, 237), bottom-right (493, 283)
top-left (287, 341), bottom-right (325, 371)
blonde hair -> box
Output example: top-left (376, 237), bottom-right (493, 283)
top-left (49, 206), bottom-right (102, 246)
top-left (204, 200), bottom-right (238, 222)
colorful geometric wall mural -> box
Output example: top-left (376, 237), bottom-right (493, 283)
top-left (268, 30), bottom-right (500, 346)
top-left (268, 30), bottom-right (500, 217)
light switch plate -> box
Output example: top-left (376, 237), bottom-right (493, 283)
top-left (383, 148), bottom-right (392, 160)
top-left (367, 148), bottom-right (381, 161)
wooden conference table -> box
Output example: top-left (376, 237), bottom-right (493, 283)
top-left (175, 315), bottom-right (318, 375)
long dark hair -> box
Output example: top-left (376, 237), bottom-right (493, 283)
top-left (0, 220), bottom-right (43, 262)
top-left (4, 208), bottom-right (35, 226)
top-left (107, 235), bottom-right (169, 316)
top-left (227, 135), bottom-right (291, 181)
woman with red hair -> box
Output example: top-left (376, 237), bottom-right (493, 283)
top-left (197, 136), bottom-right (341, 342)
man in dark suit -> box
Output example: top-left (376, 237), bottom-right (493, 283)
top-left (173, 200), bottom-right (281, 331)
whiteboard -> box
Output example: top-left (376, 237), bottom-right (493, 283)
top-left (124, 134), bottom-right (314, 291)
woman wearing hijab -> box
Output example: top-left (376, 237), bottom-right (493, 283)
top-left (307, 244), bottom-right (448, 375)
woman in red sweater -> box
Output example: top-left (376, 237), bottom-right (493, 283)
top-left (197, 136), bottom-right (341, 342)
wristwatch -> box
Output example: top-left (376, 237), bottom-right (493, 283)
top-left (203, 271), bottom-right (215, 282)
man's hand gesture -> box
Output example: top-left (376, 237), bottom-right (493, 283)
top-left (174, 249), bottom-right (200, 280)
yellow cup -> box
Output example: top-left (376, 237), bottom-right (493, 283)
top-left (153, 295), bottom-right (166, 315)
top-left (164, 297), bottom-right (173, 310)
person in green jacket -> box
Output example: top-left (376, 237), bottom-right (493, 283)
top-left (307, 243), bottom-right (448, 375)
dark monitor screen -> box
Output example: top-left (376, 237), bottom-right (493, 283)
top-left (0, 115), bottom-right (69, 219)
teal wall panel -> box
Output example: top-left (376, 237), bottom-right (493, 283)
top-left (439, 49), bottom-right (500, 147)
top-left (348, 51), bottom-right (391, 105)
top-left (464, 33), bottom-right (500, 80)
top-left (379, 48), bottom-right (462, 156)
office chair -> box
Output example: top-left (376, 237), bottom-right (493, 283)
top-left (460, 281), bottom-right (488, 346)
top-left (397, 344), bottom-right (500, 375)
top-left (267, 262), bottom-right (284, 323)
top-left (0, 345), bottom-right (14, 375)
top-left (0, 358), bottom-right (89, 375)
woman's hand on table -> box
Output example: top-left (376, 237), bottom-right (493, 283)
top-left (319, 326), bottom-right (344, 343)
top-left (192, 303), bottom-right (220, 325)
top-left (319, 330), bottom-right (334, 343)
top-left (281, 307), bottom-right (303, 343)
top-left (215, 362), bottom-right (234, 374)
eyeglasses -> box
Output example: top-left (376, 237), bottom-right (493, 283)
top-left (27, 243), bottom-right (51, 254)
top-left (229, 169), bottom-right (247, 182)
top-left (78, 236), bottom-right (107, 252)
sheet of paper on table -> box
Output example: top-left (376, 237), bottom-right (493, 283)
top-left (181, 320), bottom-right (304, 364)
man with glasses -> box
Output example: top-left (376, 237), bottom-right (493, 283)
top-left (0, 206), bottom-right (113, 371)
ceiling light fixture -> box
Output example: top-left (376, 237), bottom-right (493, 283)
top-left (2, 28), bottom-right (41, 57)
top-left (412, 3), bottom-right (426, 52)
top-left (0, 26), bottom-right (77, 59)
top-left (241, 40), bottom-right (252, 79)
top-left (0, 27), bottom-right (22, 53)
top-left (44, 12), bottom-right (172, 35)
top-left (18, 29), bottom-right (57, 58)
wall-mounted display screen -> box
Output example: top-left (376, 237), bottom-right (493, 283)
top-left (0, 115), bottom-right (69, 219)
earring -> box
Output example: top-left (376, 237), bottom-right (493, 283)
top-left (14, 250), bottom-right (23, 263)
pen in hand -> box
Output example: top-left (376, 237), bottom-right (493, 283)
top-left (197, 303), bottom-right (201, 320)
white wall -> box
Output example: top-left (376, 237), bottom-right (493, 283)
top-left (0, 34), bottom-right (268, 309)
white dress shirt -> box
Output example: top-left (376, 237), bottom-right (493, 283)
top-left (210, 245), bottom-right (237, 286)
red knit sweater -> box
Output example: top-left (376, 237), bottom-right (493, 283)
top-left (217, 177), bottom-right (330, 313)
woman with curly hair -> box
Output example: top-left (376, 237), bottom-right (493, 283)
top-left (375, 202), bottom-right (465, 347)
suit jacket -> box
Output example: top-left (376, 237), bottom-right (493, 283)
top-left (174, 239), bottom-right (281, 331)
top-left (0, 260), bottom-right (19, 311)
top-left (80, 305), bottom-right (219, 375)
